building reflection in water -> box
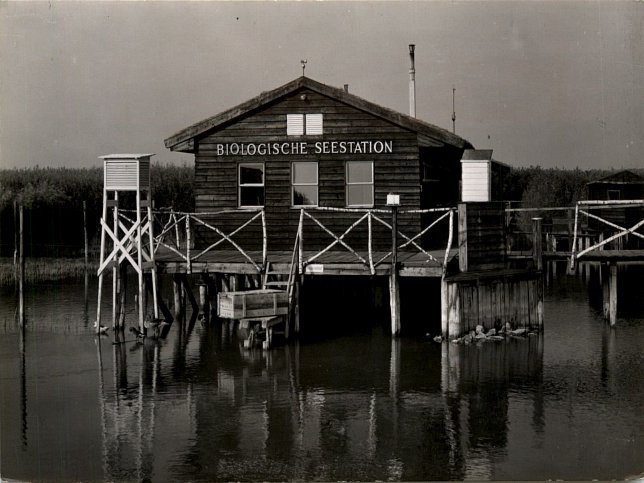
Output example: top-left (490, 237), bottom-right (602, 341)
top-left (93, 324), bottom-right (546, 481)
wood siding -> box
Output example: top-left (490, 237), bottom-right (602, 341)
top-left (458, 202), bottom-right (507, 271)
top-left (445, 273), bottom-right (543, 339)
top-left (192, 89), bottom-right (427, 252)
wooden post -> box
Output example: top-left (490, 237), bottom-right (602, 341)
top-left (136, 190), bottom-right (144, 332)
top-left (198, 277), bottom-right (209, 324)
top-left (294, 274), bottom-right (301, 334)
top-left (118, 264), bottom-right (127, 329)
top-left (569, 203), bottom-right (579, 272)
top-left (83, 200), bottom-right (89, 269)
top-left (96, 189), bottom-right (108, 331)
top-left (458, 203), bottom-right (468, 272)
top-left (609, 263), bottom-right (617, 326)
top-left (185, 214), bottom-right (192, 274)
top-left (441, 278), bottom-right (449, 338)
top-left (601, 263), bottom-right (610, 320)
top-left (173, 274), bottom-right (182, 321)
top-left (13, 200), bottom-right (18, 288)
top-left (298, 209), bottom-right (304, 276)
top-left (532, 218), bottom-right (543, 271)
top-left (389, 205), bottom-right (401, 336)
top-left (147, 196), bottom-right (159, 319)
top-left (18, 205), bottom-right (25, 327)
top-left (112, 193), bottom-right (119, 329)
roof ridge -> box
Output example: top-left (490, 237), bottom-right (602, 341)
top-left (164, 76), bottom-right (471, 151)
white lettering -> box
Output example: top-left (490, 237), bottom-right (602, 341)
top-left (213, 140), bottom-right (393, 156)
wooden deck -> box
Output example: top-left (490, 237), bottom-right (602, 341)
top-left (154, 247), bottom-right (458, 277)
top-left (542, 250), bottom-right (644, 262)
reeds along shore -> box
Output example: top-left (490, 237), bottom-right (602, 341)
top-left (0, 257), bottom-right (93, 286)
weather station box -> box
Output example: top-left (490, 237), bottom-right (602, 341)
top-left (217, 289), bottom-right (288, 319)
top-left (100, 154), bottom-right (154, 191)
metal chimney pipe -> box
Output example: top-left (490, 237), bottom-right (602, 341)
top-left (409, 44), bottom-right (416, 118)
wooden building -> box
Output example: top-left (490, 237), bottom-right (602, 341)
top-left (164, 76), bottom-right (472, 252)
top-left (587, 170), bottom-right (644, 248)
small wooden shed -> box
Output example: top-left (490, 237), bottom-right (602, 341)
top-left (460, 149), bottom-right (510, 202)
top-left (587, 170), bottom-right (644, 246)
top-left (164, 76), bottom-right (473, 252)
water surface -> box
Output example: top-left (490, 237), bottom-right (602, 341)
top-left (1, 264), bottom-right (642, 481)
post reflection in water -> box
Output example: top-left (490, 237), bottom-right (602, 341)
top-left (19, 325), bottom-right (27, 451)
top-left (1, 269), bottom-right (642, 481)
top-left (88, 321), bottom-right (548, 481)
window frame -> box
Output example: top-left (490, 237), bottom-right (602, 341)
top-left (291, 161), bottom-right (319, 208)
top-left (345, 160), bottom-right (374, 208)
top-left (238, 162), bottom-right (265, 208)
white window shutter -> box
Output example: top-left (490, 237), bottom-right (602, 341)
top-left (287, 114), bottom-right (304, 135)
top-left (305, 114), bottom-right (323, 135)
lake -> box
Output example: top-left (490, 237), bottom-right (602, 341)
top-left (0, 263), bottom-right (642, 481)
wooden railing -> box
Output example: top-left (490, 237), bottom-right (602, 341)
top-left (152, 208), bottom-right (267, 274)
top-left (150, 206), bottom-right (456, 278)
top-left (505, 201), bottom-right (644, 267)
top-left (294, 206), bottom-right (456, 276)
top-left (569, 200), bottom-right (644, 269)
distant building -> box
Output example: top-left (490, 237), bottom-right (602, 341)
top-left (587, 170), bottom-right (644, 202)
top-left (587, 170), bottom-right (644, 248)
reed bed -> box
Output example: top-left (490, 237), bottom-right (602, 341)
top-left (0, 257), bottom-right (95, 286)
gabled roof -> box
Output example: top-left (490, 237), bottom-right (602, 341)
top-left (588, 170), bottom-right (644, 185)
top-left (164, 76), bottom-right (471, 151)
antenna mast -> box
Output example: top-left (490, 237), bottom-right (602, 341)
top-left (452, 85), bottom-right (456, 134)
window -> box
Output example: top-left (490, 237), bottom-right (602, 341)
top-left (346, 161), bottom-right (374, 207)
top-left (292, 162), bottom-right (318, 207)
top-left (607, 189), bottom-right (621, 200)
top-left (286, 113), bottom-right (323, 135)
top-left (239, 163), bottom-right (265, 207)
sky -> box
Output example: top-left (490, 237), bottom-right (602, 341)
top-left (0, 1), bottom-right (642, 170)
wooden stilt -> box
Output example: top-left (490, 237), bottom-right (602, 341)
top-left (441, 278), bottom-right (448, 338)
top-left (136, 189), bottom-right (144, 332)
top-left (389, 273), bottom-right (400, 336)
top-left (532, 218), bottom-right (543, 271)
top-left (180, 274), bottom-right (199, 315)
top-left (294, 275), bottom-right (301, 334)
top-left (147, 196), bottom-right (159, 319)
top-left (602, 263), bottom-right (610, 320)
top-left (221, 274), bottom-right (230, 293)
top-left (96, 189), bottom-right (108, 331)
top-left (118, 264), bottom-right (127, 329)
top-left (609, 263), bottom-right (617, 326)
top-left (198, 276), bottom-right (209, 324)
top-left (173, 274), bottom-right (182, 320)
top-left (390, 204), bottom-right (401, 336)
top-left (18, 205), bottom-right (25, 327)
top-left (83, 200), bottom-right (89, 270)
top-left (112, 193), bottom-right (119, 329)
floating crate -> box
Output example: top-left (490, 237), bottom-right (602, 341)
top-left (217, 289), bottom-right (288, 319)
